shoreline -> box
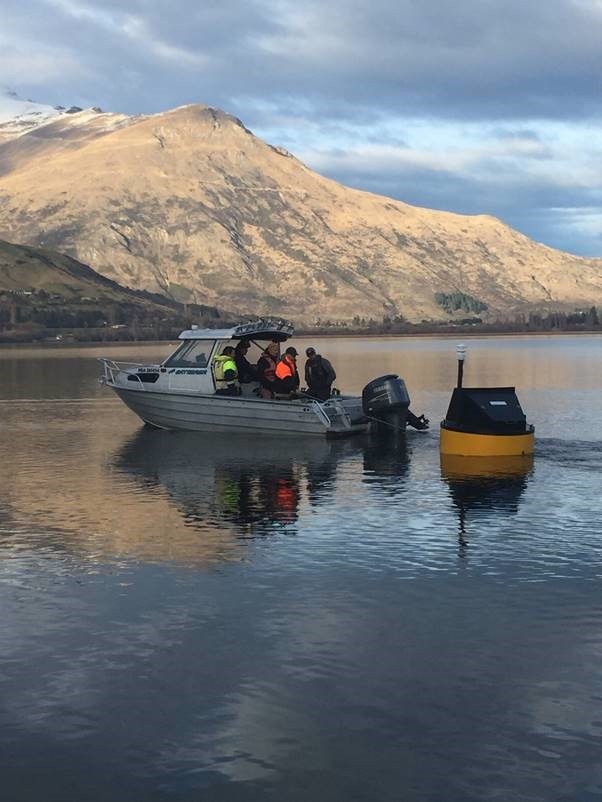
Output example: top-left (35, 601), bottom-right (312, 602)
top-left (1, 328), bottom-right (601, 351)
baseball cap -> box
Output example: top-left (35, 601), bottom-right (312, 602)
top-left (305, 347), bottom-right (316, 356)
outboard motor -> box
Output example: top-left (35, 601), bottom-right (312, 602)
top-left (362, 375), bottom-right (428, 433)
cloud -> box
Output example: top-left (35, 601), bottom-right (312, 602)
top-left (46, 0), bottom-right (209, 66)
top-left (283, 117), bottom-right (601, 255)
top-left (240, 0), bottom-right (602, 121)
top-left (4, 0), bottom-right (600, 120)
top-left (0, 34), bottom-right (87, 86)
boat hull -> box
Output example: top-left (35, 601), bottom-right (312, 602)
top-left (111, 385), bottom-right (368, 437)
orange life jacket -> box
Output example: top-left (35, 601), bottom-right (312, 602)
top-left (275, 354), bottom-right (296, 380)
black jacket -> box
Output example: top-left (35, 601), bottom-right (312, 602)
top-left (305, 355), bottom-right (336, 389)
top-left (235, 352), bottom-right (258, 383)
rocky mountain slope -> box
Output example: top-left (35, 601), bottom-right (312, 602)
top-left (0, 238), bottom-right (221, 330)
top-left (0, 237), bottom-right (136, 298)
top-left (0, 99), bottom-right (600, 323)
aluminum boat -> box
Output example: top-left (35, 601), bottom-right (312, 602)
top-left (99, 318), bottom-right (427, 437)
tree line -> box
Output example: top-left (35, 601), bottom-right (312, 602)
top-left (303, 307), bottom-right (601, 335)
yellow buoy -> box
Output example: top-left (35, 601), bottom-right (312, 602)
top-left (440, 344), bottom-right (535, 458)
top-left (440, 425), bottom-right (534, 457)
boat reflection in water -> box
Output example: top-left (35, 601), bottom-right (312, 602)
top-left (440, 454), bottom-right (534, 557)
top-left (113, 431), bottom-right (415, 562)
top-left (114, 430), bottom-right (359, 541)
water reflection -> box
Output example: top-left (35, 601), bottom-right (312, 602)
top-left (440, 454), bottom-right (534, 557)
top-left (0, 413), bottom-right (415, 569)
top-left (115, 431), bottom-right (417, 543)
top-left (362, 433), bottom-right (410, 486)
top-left (115, 431), bottom-right (361, 541)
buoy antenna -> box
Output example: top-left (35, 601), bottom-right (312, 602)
top-left (456, 343), bottom-right (466, 388)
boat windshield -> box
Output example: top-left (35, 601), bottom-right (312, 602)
top-left (164, 340), bottom-right (216, 368)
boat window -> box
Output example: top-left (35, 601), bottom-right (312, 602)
top-left (164, 340), bottom-right (216, 368)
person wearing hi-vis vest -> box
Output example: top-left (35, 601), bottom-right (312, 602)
top-left (274, 347), bottom-right (300, 395)
top-left (213, 346), bottom-right (239, 395)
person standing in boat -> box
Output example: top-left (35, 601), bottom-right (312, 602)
top-left (234, 340), bottom-right (258, 384)
top-left (257, 341), bottom-right (280, 398)
top-left (274, 347), bottom-right (300, 395)
top-left (304, 347), bottom-right (336, 401)
top-left (213, 346), bottom-right (239, 395)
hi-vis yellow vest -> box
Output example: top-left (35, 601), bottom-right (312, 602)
top-left (213, 354), bottom-right (238, 387)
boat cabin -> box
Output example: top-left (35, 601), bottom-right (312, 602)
top-left (131, 317), bottom-right (295, 396)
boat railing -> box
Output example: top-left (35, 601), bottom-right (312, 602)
top-left (330, 398), bottom-right (352, 429)
top-left (98, 358), bottom-right (151, 388)
top-left (310, 399), bottom-right (332, 429)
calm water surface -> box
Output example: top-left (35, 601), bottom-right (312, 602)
top-left (1, 335), bottom-right (601, 801)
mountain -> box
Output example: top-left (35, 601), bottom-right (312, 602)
top-left (0, 238), bottom-right (221, 337)
top-left (0, 96), bottom-right (601, 323)
top-left (0, 237), bottom-right (136, 298)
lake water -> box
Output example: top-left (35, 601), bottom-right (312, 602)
top-left (1, 335), bottom-right (601, 801)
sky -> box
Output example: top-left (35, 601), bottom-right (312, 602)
top-left (1, 0), bottom-right (601, 257)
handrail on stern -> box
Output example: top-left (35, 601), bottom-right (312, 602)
top-left (310, 399), bottom-right (332, 429)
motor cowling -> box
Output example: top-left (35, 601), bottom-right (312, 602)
top-left (362, 375), bottom-right (410, 416)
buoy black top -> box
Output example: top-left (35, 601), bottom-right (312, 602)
top-left (442, 387), bottom-right (530, 435)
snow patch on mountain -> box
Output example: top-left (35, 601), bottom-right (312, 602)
top-left (0, 90), bottom-right (63, 141)
top-left (0, 90), bottom-right (61, 123)
top-left (0, 91), bottom-right (135, 142)
top-left (54, 107), bottom-right (133, 132)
